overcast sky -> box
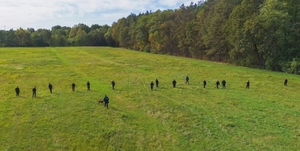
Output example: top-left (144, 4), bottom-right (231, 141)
top-left (0, 0), bottom-right (196, 30)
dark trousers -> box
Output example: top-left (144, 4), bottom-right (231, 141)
top-left (104, 102), bottom-right (108, 108)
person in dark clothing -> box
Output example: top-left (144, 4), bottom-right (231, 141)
top-left (15, 86), bottom-right (20, 96)
top-left (172, 79), bottom-right (177, 88)
top-left (32, 86), bottom-right (36, 98)
top-left (185, 76), bottom-right (189, 84)
top-left (284, 79), bottom-right (288, 86)
top-left (216, 80), bottom-right (220, 89)
top-left (103, 95), bottom-right (109, 109)
top-left (246, 81), bottom-right (250, 89)
top-left (203, 80), bottom-right (207, 88)
top-left (155, 79), bottom-right (159, 88)
top-left (48, 83), bottom-right (53, 93)
top-left (87, 81), bottom-right (90, 91)
top-left (111, 80), bottom-right (115, 90)
top-left (150, 81), bottom-right (154, 90)
top-left (72, 83), bottom-right (76, 91)
top-left (221, 80), bottom-right (226, 88)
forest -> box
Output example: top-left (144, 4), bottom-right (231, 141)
top-left (0, 0), bottom-right (300, 74)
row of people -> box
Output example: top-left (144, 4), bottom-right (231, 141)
top-left (15, 82), bottom-right (110, 109)
top-left (151, 77), bottom-right (289, 90)
top-left (14, 77), bottom-right (289, 96)
top-left (14, 80), bottom-right (116, 97)
top-left (169, 79), bottom-right (228, 89)
top-left (152, 78), bottom-right (231, 89)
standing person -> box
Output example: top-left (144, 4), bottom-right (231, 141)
top-left (87, 81), bottom-right (90, 91)
top-left (15, 86), bottom-right (20, 96)
top-left (172, 79), bottom-right (177, 88)
top-left (103, 95), bottom-right (109, 109)
top-left (155, 79), bottom-right (159, 88)
top-left (72, 83), bottom-right (76, 91)
top-left (32, 86), bottom-right (36, 98)
top-left (246, 81), bottom-right (250, 89)
top-left (216, 80), bottom-right (220, 89)
top-left (221, 80), bottom-right (226, 88)
top-left (48, 83), bottom-right (53, 93)
top-left (150, 81), bottom-right (154, 90)
top-left (111, 80), bottom-right (115, 90)
top-left (185, 76), bottom-right (189, 84)
top-left (284, 79), bottom-right (288, 86)
top-left (203, 80), bottom-right (207, 88)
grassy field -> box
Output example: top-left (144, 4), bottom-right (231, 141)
top-left (0, 47), bottom-right (299, 150)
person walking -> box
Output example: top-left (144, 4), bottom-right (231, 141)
top-left (185, 76), bottom-right (189, 84)
top-left (72, 83), bottom-right (76, 91)
top-left (246, 81), bottom-right (250, 89)
top-left (216, 80), bottom-right (220, 89)
top-left (284, 79), bottom-right (288, 86)
top-left (48, 83), bottom-right (53, 93)
top-left (32, 86), bottom-right (37, 98)
top-left (15, 86), bottom-right (20, 96)
top-left (150, 81), bottom-right (154, 90)
top-left (221, 80), bottom-right (226, 88)
top-left (172, 79), bottom-right (177, 88)
top-left (87, 81), bottom-right (90, 91)
top-left (111, 80), bottom-right (115, 90)
top-left (203, 80), bottom-right (207, 88)
top-left (103, 95), bottom-right (109, 109)
top-left (155, 79), bottom-right (159, 88)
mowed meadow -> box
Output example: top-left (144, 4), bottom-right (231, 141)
top-left (0, 47), bottom-right (299, 150)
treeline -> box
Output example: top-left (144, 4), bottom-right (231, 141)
top-left (109, 0), bottom-right (300, 73)
top-left (0, 24), bottom-right (112, 47)
top-left (1, 0), bottom-right (300, 74)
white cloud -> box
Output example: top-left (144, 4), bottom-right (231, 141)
top-left (0, 0), bottom-right (195, 30)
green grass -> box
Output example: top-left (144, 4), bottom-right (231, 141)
top-left (0, 47), bottom-right (299, 150)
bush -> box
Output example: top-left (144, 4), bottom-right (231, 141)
top-left (282, 58), bottom-right (300, 74)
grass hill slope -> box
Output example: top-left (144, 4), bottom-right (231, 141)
top-left (0, 47), bottom-right (299, 150)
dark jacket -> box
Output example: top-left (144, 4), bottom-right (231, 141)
top-left (104, 96), bottom-right (109, 103)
